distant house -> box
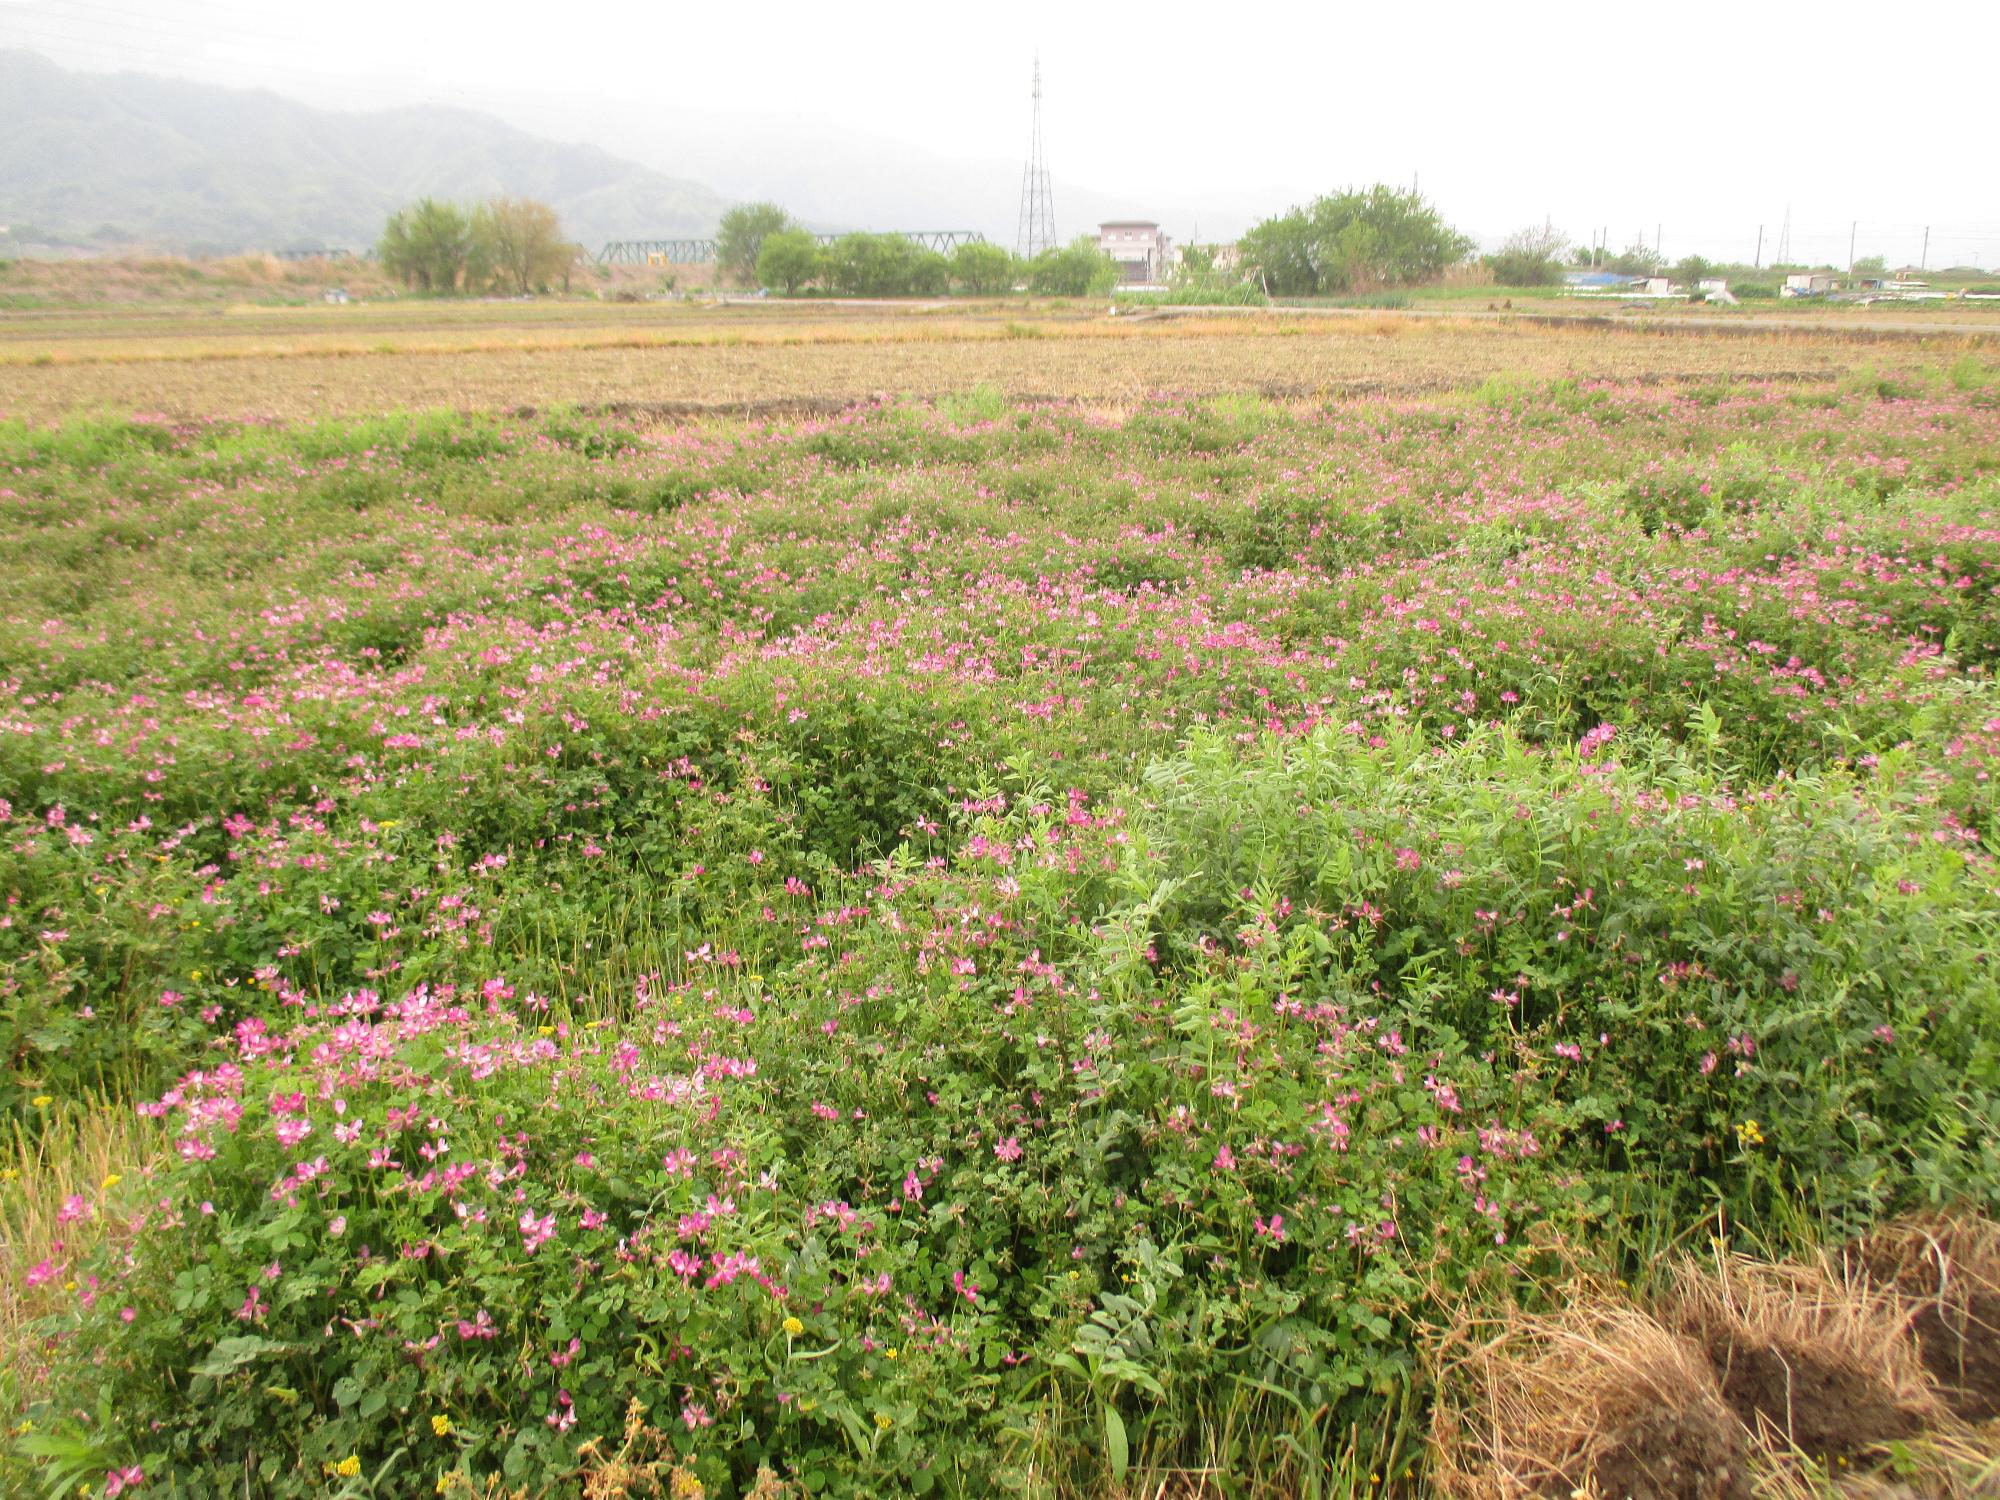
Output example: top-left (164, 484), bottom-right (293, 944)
top-left (323, 287), bottom-right (352, 305)
top-left (1782, 272), bottom-right (1840, 298)
top-left (1176, 242), bottom-right (1240, 274)
top-left (1097, 221), bottom-right (1173, 285)
top-left (1564, 270), bottom-right (1643, 289)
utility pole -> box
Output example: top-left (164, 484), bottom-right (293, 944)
top-left (1920, 226), bottom-right (1929, 271)
top-left (1848, 220), bottom-right (1857, 274)
top-left (1754, 224), bottom-right (1763, 269)
top-left (1655, 222), bottom-right (1662, 258)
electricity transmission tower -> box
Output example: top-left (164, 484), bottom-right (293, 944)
top-left (1016, 56), bottom-right (1056, 260)
top-left (1775, 205), bottom-right (1791, 267)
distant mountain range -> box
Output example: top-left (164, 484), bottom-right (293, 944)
top-left (0, 50), bottom-right (733, 254)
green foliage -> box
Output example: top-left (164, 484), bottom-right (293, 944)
top-left (6, 375), bottom-right (2000, 1495)
top-left (377, 199), bottom-right (473, 293)
top-left (471, 197), bottom-right (575, 295)
top-left (1026, 237), bottom-right (1118, 298)
top-left (755, 229), bottom-right (825, 295)
top-left (717, 203), bottom-right (798, 285)
top-left (1484, 252), bottom-right (1561, 287)
top-left (1674, 254), bottom-right (1716, 288)
top-left (1485, 224), bottom-right (1568, 288)
top-left (949, 241), bottom-right (1018, 295)
top-left (1118, 283), bottom-right (1268, 307)
top-left (822, 234), bottom-right (950, 297)
top-left (1240, 185), bottom-right (1476, 295)
top-left (379, 198), bottom-right (575, 296)
top-left (1604, 240), bottom-right (1665, 276)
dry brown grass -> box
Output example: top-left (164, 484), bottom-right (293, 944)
top-left (0, 302), bottom-right (1932, 423)
top-left (1432, 1229), bottom-right (2000, 1500)
top-left (1857, 1214), bottom-right (2000, 1423)
top-left (1660, 1252), bottom-right (1943, 1464)
top-left (0, 252), bottom-right (400, 308)
top-left (1431, 1294), bottom-right (1751, 1500)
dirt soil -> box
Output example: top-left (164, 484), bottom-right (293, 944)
top-left (1905, 1291), bottom-right (2000, 1422)
top-left (1711, 1340), bottom-right (1921, 1457)
top-left (1587, 1403), bottom-right (1752, 1500)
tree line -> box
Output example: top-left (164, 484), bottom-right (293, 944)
top-left (377, 197), bottom-right (581, 295)
top-left (719, 204), bottom-right (1117, 298)
top-left (375, 185), bottom-right (1847, 305)
top-left (726, 190), bottom-right (1479, 301)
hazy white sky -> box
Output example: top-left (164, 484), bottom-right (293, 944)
top-left (3, 0), bottom-right (1995, 265)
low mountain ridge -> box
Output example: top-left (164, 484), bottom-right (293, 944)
top-left (0, 50), bottom-right (731, 254)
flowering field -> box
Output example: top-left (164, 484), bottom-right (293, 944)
top-left (4, 361), bottom-right (2000, 1497)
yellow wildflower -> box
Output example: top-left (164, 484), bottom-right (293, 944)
top-left (885, 1347), bottom-right (898, 1360)
top-left (431, 1413), bottom-right (453, 1437)
top-left (101, 1173), bottom-right (122, 1191)
top-left (336, 1455), bottom-right (362, 1477)
top-left (31, 1095), bottom-right (52, 1110)
top-left (781, 1315), bottom-right (804, 1336)
top-left (1734, 1119), bottom-right (1766, 1147)
top-left (874, 1412), bottom-right (893, 1430)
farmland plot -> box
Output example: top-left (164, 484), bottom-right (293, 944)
top-left (3, 362), bottom-right (1999, 1497)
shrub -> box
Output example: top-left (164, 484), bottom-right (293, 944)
top-left (1026, 238), bottom-right (1118, 298)
top-left (7, 375), bottom-right (2000, 1495)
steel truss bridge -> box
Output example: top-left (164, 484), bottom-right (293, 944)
top-left (597, 230), bottom-right (988, 266)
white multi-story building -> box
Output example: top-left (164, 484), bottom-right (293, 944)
top-left (1097, 221), bottom-right (1173, 285)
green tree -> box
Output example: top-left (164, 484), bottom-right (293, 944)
top-left (1240, 185), bottom-right (1475, 295)
top-left (756, 229), bottom-right (825, 295)
top-left (1486, 224), bottom-right (1569, 288)
top-left (823, 233), bottom-right (950, 296)
top-left (951, 241), bottom-right (1018, 295)
top-left (377, 199), bottom-right (473, 293)
top-left (907, 248), bottom-right (951, 296)
top-left (717, 202), bottom-right (797, 285)
top-left (1606, 239), bottom-right (1665, 277)
top-left (473, 197), bottom-right (572, 295)
top-left (1027, 236), bottom-right (1118, 297)
top-left (1236, 208), bottom-right (1320, 296)
top-left (1672, 254), bottom-right (1716, 288)
top-left (1174, 244), bottom-right (1218, 279)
